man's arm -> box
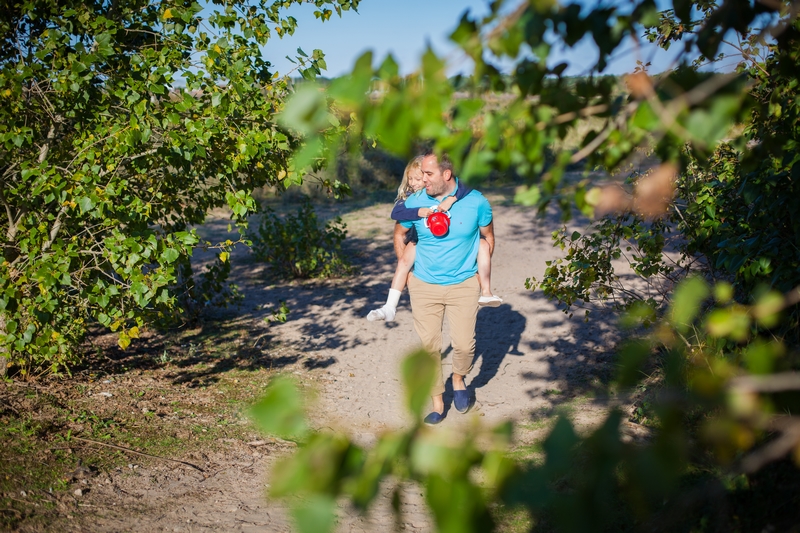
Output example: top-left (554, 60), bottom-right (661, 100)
top-left (479, 221), bottom-right (495, 256)
top-left (394, 223), bottom-right (411, 260)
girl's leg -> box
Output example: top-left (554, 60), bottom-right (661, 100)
top-left (391, 243), bottom-right (416, 292)
top-left (367, 244), bottom-right (416, 321)
top-left (477, 238), bottom-right (503, 307)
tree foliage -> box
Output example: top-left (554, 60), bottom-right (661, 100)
top-left (0, 0), bottom-right (360, 373)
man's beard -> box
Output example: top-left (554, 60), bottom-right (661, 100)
top-left (426, 182), bottom-right (445, 197)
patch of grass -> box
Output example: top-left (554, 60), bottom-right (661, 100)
top-left (0, 410), bottom-right (79, 529)
top-left (0, 316), bottom-right (308, 531)
top-left (518, 414), bottom-right (552, 433)
top-left (507, 440), bottom-right (545, 463)
top-left (492, 503), bottom-right (534, 533)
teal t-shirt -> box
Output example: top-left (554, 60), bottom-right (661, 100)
top-left (401, 179), bottom-right (493, 285)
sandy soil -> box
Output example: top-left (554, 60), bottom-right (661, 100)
top-left (28, 188), bottom-right (625, 532)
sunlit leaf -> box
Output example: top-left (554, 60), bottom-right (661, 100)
top-left (250, 376), bottom-right (308, 441)
top-left (668, 277), bottom-right (709, 333)
top-left (706, 306), bottom-right (751, 341)
top-left (402, 349), bottom-right (437, 418)
top-left (752, 290), bottom-right (784, 328)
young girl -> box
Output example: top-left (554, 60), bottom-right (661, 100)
top-left (367, 156), bottom-right (502, 322)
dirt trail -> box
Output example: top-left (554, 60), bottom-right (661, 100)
top-left (54, 190), bottom-right (621, 532)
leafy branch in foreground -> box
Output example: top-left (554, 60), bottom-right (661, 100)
top-left (253, 278), bottom-right (800, 533)
top-left (261, 2), bottom-right (800, 530)
top-left (278, 0), bottom-right (786, 204)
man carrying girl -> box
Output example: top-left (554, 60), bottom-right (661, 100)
top-left (380, 151), bottom-right (496, 424)
top-left (367, 155), bottom-right (501, 322)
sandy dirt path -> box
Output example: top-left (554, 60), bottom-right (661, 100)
top-left (62, 189), bottom-right (620, 533)
top-left (260, 192), bottom-right (618, 436)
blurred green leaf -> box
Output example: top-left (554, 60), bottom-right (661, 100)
top-left (742, 338), bottom-right (785, 375)
top-left (668, 276), bottom-right (709, 333)
top-left (619, 300), bottom-right (657, 329)
top-left (714, 282), bottom-right (734, 304)
top-left (514, 185), bottom-right (542, 207)
top-left (278, 84), bottom-right (328, 136)
top-left (348, 433), bottom-right (405, 509)
top-left (543, 417), bottom-right (579, 478)
top-left (426, 475), bottom-right (493, 533)
top-left (616, 338), bottom-right (654, 388)
top-left (706, 306), bottom-right (751, 341)
top-left (752, 290), bottom-right (784, 328)
top-left (271, 433), bottom-right (356, 496)
top-left (249, 376), bottom-right (308, 441)
top-left (402, 349), bottom-right (437, 418)
top-left (292, 495), bottom-right (336, 533)
top-left (291, 136), bottom-right (324, 173)
top-left (410, 430), bottom-right (457, 476)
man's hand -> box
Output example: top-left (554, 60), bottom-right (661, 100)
top-left (417, 207), bottom-right (434, 218)
top-left (394, 223), bottom-right (410, 260)
top-left (479, 221), bottom-right (495, 255)
top-left (438, 195), bottom-right (457, 213)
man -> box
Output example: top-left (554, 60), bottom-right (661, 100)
top-left (394, 151), bottom-right (494, 424)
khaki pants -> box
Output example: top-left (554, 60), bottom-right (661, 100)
top-left (407, 274), bottom-right (480, 396)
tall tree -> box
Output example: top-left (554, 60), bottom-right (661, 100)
top-left (0, 0), bottom-right (359, 374)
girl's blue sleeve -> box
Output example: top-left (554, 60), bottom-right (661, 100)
top-left (391, 200), bottom-right (421, 222)
top-left (455, 180), bottom-right (473, 200)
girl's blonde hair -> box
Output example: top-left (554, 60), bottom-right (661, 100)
top-left (396, 155), bottom-right (424, 202)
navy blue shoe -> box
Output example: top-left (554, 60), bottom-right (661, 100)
top-left (454, 390), bottom-right (471, 413)
top-left (423, 411), bottom-right (445, 425)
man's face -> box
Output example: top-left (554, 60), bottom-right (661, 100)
top-left (421, 155), bottom-right (452, 197)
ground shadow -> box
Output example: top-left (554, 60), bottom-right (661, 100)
top-left (439, 303), bottom-right (526, 410)
top-left (75, 186), bottom-right (627, 401)
top-left (75, 318), bottom-right (305, 387)
top-left (518, 289), bottom-right (622, 415)
top-left (470, 304), bottom-right (526, 389)
top-left (76, 224), bottom-right (403, 387)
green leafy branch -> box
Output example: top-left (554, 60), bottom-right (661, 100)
top-left (252, 277), bottom-right (800, 533)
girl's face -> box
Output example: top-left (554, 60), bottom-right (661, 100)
top-left (407, 169), bottom-right (425, 192)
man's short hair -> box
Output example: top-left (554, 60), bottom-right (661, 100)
top-left (421, 149), bottom-right (453, 176)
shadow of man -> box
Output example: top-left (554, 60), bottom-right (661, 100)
top-left (443, 303), bottom-right (526, 407)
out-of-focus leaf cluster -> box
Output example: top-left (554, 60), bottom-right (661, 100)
top-left (255, 275), bottom-right (800, 532)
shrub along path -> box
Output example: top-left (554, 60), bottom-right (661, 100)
top-left (0, 187), bottom-right (627, 532)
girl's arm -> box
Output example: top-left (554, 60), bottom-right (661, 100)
top-left (438, 180), bottom-right (473, 212)
top-left (391, 199), bottom-right (432, 221)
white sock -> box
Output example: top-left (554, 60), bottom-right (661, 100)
top-left (367, 289), bottom-right (401, 322)
top-left (386, 288), bottom-right (401, 310)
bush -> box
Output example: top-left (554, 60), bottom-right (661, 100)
top-left (249, 197), bottom-right (354, 279)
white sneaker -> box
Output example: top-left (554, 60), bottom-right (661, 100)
top-left (367, 306), bottom-right (396, 321)
top-left (478, 295), bottom-right (503, 307)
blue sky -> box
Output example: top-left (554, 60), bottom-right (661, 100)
top-left (257, 0), bottom-right (697, 79)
